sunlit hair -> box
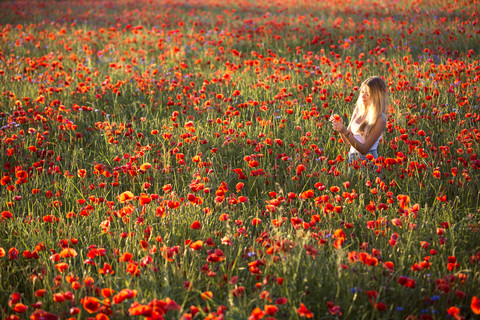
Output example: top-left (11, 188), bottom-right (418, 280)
top-left (352, 76), bottom-right (388, 137)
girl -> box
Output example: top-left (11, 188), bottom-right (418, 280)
top-left (330, 76), bottom-right (388, 163)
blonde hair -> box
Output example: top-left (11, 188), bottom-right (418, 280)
top-left (352, 76), bottom-right (388, 137)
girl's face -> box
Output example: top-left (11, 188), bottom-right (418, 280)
top-left (361, 86), bottom-right (371, 106)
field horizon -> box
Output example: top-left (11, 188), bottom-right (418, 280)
top-left (0, 0), bottom-right (479, 319)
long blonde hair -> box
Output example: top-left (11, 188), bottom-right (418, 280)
top-left (352, 76), bottom-right (388, 137)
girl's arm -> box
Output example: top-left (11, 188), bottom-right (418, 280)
top-left (331, 114), bottom-right (386, 155)
top-left (341, 109), bottom-right (358, 147)
top-left (339, 124), bottom-right (351, 147)
top-left (331, 112), bottom-right (355, 147)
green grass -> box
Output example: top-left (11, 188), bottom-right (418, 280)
top-left (0, 0), bottom-right (480, 319)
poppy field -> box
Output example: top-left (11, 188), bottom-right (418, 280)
top-left (1, 0), bottom-right (480, 319)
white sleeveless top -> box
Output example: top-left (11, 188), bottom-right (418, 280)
top-left (349, 122), bottom-right (382, 154)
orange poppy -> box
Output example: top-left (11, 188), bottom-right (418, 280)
top-left (117, 191), bottom-right (134, 203)
top-left (201, 291), bottom-right (213, 300)
top-left (55, 262), bottom-right (69, 273)
top-left (59, 248), bottom-right (77, 258)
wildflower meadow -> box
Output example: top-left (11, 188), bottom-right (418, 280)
top-left (1, 0), bottom-right (480, 319)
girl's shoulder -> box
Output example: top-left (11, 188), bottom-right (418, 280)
top-left (377, 113), bottom-right (387, 128)
top-left (374, 113), bottom-right (387, 130)
top-left (378, 113), bottom-right (387, 123)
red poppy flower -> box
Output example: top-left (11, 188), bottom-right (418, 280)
top-left (119, 252), bottom-right (133, 262)
top-left (1, 211), bottom-right (13, 219)
top-left (99, 263), bottom-right (114, 275)
top-left (112, 289), bottom-right (137, 304)
top-left (55, 262), bottom-right (68, 273)
top-left (233, 168), bottom-right (247, 179)
top-left (82, 296), bottom-right (100, 313)
top-left (8, 248), bottom-right (19, 260)
top-left (189, 240), bottom-right (203, 251)
top-left (300, 189), bottom-right (314, 199)
top-left (53, 293), bottom-right (66, 303)
top-left (249, 307), bottom-right (264, 319)
top-left (138, 194), bottom-right (151, 206)
top-left (77, 169), bottom-right (87, 178)
top-left (139, 162), bottom-right (151, 171)
top-left (96, 313), bottom-right (109, 320)
top-left (472, 296), bottom-right (480, 314)
top-left (447, 306), bottom-right (460, 317)
top-left (236, 182), bottom-right (244, 192)
top-left (129, 304), bottom-right (152, 316)
top-left (330, 186), bottom-right (340, 193)
top-left (374, 302), bottom-right (387, 311)
top-left (35, 289), bottom-right (46, 297)
top-left (13, 303), bottom-right (28, 313)
top-left (30, 310), bottom-right (58, 320)
top-left (190, 220), bottom-right (201, 229)
top-left (297, 303), bottom-right (314, 318)
top-left (1, 176), bottom-right (12, 185)
top-left (101, 288), bottom-right (115, 298)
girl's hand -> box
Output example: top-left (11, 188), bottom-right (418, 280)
top-left (330, 114), bottom-right (343, 123)
top-left (330, 114), bottom-right (346, 133)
